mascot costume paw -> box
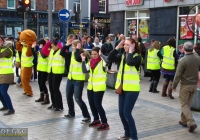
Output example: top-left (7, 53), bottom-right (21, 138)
top-left (15, 29), bottom-right (37, 96)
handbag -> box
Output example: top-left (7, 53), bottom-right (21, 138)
top-left (115, 84), bottom-right (123, 95)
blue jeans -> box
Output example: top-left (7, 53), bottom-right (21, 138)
top-left (87, 90), bottom-right (107, 123)
top-left (119, 91), bottom-right (139, 140)
top-left (17, 76), bottom-right (21, 84)
top-left (0, 84), bottom-right (14, 111)
top-left (165, 74), bottom-right (174, 82)
top-left (66, 80), bottom-right (90, 118)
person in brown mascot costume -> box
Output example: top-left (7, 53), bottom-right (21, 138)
top-left (15, 29), bottom-right (37, 97)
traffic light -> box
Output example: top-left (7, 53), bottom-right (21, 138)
top-left (23, 0), bottom-right (31, 12)
top-left (75, 11), bottom-right (80, 24)
top-left (32, 14), bottom-right (37, 24)
top-left (16, 0), bottom-right (24, 19)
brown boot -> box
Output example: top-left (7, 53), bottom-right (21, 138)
top-left (35, 93), bottom-right (44, 102)
top-left (168, 82), bottom-right (174, 99)
top-left (41, 94), bottom-right (50, 105)
top-left (162, 81), bottom-right (168, 97)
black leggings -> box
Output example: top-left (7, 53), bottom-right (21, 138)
top-left (48, 72), bottom-right (63, 109)
top-left (38, 71), bottom-right (48, 94)
top-left (151, 70), bottom-right (160, 81)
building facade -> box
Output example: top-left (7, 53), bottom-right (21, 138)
top-left (0, 0), bottom-right (64, 39)
top-left (109, 0), bottom-right (200, 47)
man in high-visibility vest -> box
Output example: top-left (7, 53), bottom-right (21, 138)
top-left (15, 30), bottom-right (37, 97)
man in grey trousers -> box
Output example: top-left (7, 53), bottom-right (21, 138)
top-left (172, 41), bottom-right (200, 133)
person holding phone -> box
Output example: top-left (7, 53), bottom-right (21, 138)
top-left (108, 38), bottom-right (141, 140)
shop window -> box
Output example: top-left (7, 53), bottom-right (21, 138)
top-left (126, 11), bottom-right (137, 18)
top-left (7, 0), bottom-right (15, 9)
top-left (127, 19), bottom-right (137, 38)
top-left (74, 2), bottom-right (80, 12)
top-left (31, 0), bottom-right (36, 10)
top-left (139, 10), bottom-right (149, 17)
top-left (99, 0), bottom-right (106, 13)
top-left (138, 19), bottom-right (149, 39)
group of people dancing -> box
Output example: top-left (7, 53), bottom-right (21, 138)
top-left (1, 31), bottom-right (199, 140)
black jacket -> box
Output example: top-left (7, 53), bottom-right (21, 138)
top-left (101, 43), bottom-right (113, 56)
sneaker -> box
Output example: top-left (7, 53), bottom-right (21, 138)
top-left (54, 108), bottom-right (63, 112)
top-left (97, 123), bottom-right (109, 131)
top-left (117, 135), bottom-right (130, 140)
top-left (81, 117), bottom-right (91, 124)
top-left (188, 124), bottom-right (197, 133)
top-left (89, 120), bottom-right (101, 127)
top-left (16, 83), bottom-right (22, 87)
top-left (64, 114), bottom-right (75, 118)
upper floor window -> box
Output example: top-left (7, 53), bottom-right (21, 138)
top-left (99, 0), bottom-right (106, 13)
top-left (31, 0), bottom-right (36, 10)
top-left (7, 0), bottom-right (15, 9)
top-left (52, 0), bottom-right (55, 11)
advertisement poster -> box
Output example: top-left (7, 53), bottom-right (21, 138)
top-left (138, 19), bottom-right (149, 39)
top-left (128, 20), bottom-right (137, 38)
top-left (180, 16), bottom-right (194, 39)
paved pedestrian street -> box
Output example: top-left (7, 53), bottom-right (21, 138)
top-left (0, 76), bottom-right (200, 140)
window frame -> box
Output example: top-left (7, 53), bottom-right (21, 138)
top-left (31, 0), bottom-right (36, 10)
top-left (99, 0), bottom-right (106, 13)
top-left (52, 0), bottom-right (55, 11)
top-left (7, 0), bottom-right (15, 9)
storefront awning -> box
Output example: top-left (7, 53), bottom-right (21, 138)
top-left (0, 17), bottom-right (23, 22)
top-left (92, 13), bottom-right (110, 18)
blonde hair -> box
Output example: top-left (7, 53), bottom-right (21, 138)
top-left (66, 34), bottom-right (74, 41)
top-left (149, 41), bottom-right (161, 51)
top-left (72, 40), bottom-right (83, 52)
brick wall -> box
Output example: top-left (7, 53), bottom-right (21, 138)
top-left (0, 0), bottom-right (7, 8)
top-left (55, 0), bottom-right (64, 12)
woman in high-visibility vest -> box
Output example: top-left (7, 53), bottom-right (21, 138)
top-left (108, 38), bottom-right (141, 140)
top-left (34, 39), bottom-right (50, 105)
top-left (46, 38), bottom-right (65, 111)
top-left (158, 38), bottom-right (177, 99)
top-left (0, 38), bottom-right (15, 115)
top-left (147, 41), bottom-right (161, 93)
top-left (81, 47), bottom-right (109, 131)
top-left (64, 40), bottom-right (91, 124)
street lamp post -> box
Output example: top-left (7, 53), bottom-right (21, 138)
top-left (94, 19), bottom-right (98, 37)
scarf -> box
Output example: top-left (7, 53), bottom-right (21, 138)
top-left (105, 43), bottom-right (111, 47)
top-left (90, 56), bottom-right (102, 70)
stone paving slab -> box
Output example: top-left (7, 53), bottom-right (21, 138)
top-left (0, 76), bottom-right (200, 140)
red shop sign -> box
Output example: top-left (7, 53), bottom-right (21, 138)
top-left (126, 0), bottom-right (144, 6)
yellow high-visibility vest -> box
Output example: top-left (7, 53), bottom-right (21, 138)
top-left (0, 48), bottom-right (14, 74)
top-left (47, 49), bottom-right (65, 74)
top-left (147, 49), bottom-right (161, 70)
top-left (87, 60), bottom-right (107, 92)
top-left (21, 46), bottom-right (33, 67)
top-left (161, 45), bottom-right (175, 70)
top-left (68, 51), bottom-right (85, 80)
top-left (115, 53), bottom-right (140, 92)
top-left (37, 52), bottom-right (48, 72)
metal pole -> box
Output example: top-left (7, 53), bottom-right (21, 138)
top-left (80, 0), bottom-right (82, 37)
top-left (24, 12), bottom-right (27, 30)
top-left (36, 13), bottom-right (39, 39)
top-left (48, 0), bottom-right (52, 39)
top-left (64, 0), bottom-right (67, 41)
top-left (95, 24), bottom-right (97, 37)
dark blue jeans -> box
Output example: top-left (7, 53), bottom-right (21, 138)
top-left (165, 74), bottom-right (174, 82)
top-left (0, 84), bottom-right (14, 111)
top-left (87, 90), bottom-right (107, 123)
top-left (119, 91), bottom-right (139, 140)
top-left (66, 80), bottom-right (90, 118)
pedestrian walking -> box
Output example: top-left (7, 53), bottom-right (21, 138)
top-left (35, 38), bottom-right (50, 105)
top-left (64, 40), bottom-right (91, 124)
top-left (159, 38), bottom-right (177, 99)
top-left (0, 38), bottom-right (15, 115)
top-left (172, 41), bottom-right (200, 132)
top-left (108, 38), bottom-right (141, 140)
top-left (81, 47), bottom-right (109, 130)
top-left (147, 41), bottom-right (161, 93)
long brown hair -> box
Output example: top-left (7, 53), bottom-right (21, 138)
top-left (72, 39), bottom-right (90, 59)
top-left (127, 38), bottom-right (140, 54)
top-left (149, 41), bottom-right (161, 51)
